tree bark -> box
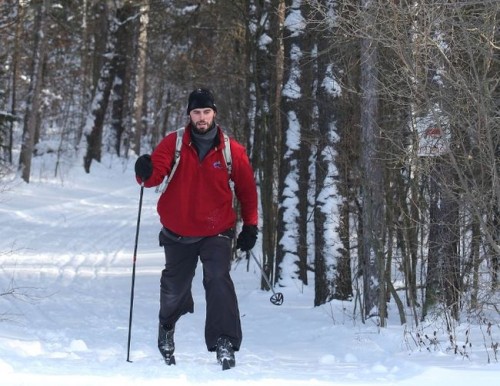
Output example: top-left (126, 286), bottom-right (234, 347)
top-left (359, 0), bottom-right (385, 324)
top-left (312, 0), bottom-right (342, 305)
top-left (18, 0), bottom-right (48, 183)
top-left (133, 2), bottom-right (150, 156)
top-left (83, 5), bottom-right (118, 173)
top-left (276, 0), bottom-right (304, 284)
top-left (111, 3), bottom-right (137, 157)
top-left (247, 0), bottom-right (284, 289)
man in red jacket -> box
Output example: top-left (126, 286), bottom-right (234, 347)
top-left (135, 88), bottom-right (258, 370)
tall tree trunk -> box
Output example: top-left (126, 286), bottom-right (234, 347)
top-left (492, 206), bottom-right (500, 290)
top-left (470, 218), bottom-right (481, 308)
top-left (111, 3), bottom-right (136, 156)
top-left (83, 5), bottom-right (118, 173)
top-left (133, 2), bottom-right (150, 156)
top-left (440, 165), bottom-right (461, 320)
top-left (246, 0), bottom-right (284, 289)
top-left (403, 173), bottom-right (421, 311)
top-left (276, 0), bottom-right (304, 284)
top-left (312, 0), bottom-right (347, 305)
top-left (331, 2), bottom-right (362, 302)
top-left (423, 163), bottom-right (441, 319)
top-left (295, 0), bottom-right (315, 286)
top-left (423, 159), bottom-right (461, 320)
top-left (18, 0), bottom-right (48, 183)
top-left (76, 0), bottom-right (92, 148)
top-left (359, 0), bottom-right (385, 324)
top-left (7, 1), bottom-right (24, 164)
top-left (263, 0), bottom-right (284, 287)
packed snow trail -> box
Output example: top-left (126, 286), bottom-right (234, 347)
top-left (1, 156), bottom-right (499, 385)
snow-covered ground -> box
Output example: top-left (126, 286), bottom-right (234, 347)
top-left (1, 155), bottom-right (499, 385)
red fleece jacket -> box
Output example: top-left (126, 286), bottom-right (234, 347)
top-left (139, 125), bottom-right (258, 237)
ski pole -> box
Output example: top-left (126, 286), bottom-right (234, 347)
top-left (127, 183), bottom-right (144, 362)
top-left (248, 250), bottom-right (284, 306)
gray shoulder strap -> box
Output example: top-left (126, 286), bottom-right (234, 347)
top-left (222, 132), bottom-right (232, 176)
top-left (155, 128), bottom-right (184, 194)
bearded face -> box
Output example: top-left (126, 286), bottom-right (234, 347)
top-left (189, 108), bottom-right (216, 134)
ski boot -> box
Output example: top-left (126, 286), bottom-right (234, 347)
top-left (216, 336), bottom-right (235, 370)
top-left (158, 324), bottom-right (176, 365)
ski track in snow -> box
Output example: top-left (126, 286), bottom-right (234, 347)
top-left (1, 164), bottom-right (345, 384)
top-left (1, 158), bottom-right (500, 385)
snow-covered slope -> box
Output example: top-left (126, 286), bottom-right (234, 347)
top-left (0, 156), bottom-right (499, 385)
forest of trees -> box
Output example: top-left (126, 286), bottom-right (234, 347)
top-left (0, 0), bottom-right (499, 328)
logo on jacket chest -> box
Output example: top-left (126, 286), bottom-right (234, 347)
top-left (213, 160), bottom-right (223, 169)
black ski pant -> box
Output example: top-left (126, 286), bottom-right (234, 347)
top-left (158, 232), bottom-right (242, 351)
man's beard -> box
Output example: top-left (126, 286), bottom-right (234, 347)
top-left (191, 119), bottom-right (215, 134)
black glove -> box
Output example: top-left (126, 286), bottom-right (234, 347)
top-left (135, 154), bottom-right (153, 181)
top-left (236, 225), bottom-right (258, 251)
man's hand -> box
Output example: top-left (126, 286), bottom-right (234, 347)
top-left (236, 225), bottom-right (258, 251)
top-left (135, 154), bottom-right (153, 182)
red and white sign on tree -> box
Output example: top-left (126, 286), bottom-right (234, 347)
top-left (417, 126), bottom-right (450, 157)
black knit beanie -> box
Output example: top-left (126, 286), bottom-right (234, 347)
top-left (186, 88), bottom-right (217, 115)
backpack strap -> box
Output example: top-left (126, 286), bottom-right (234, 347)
top-left (155, 128), bottom-right (184, 194)
top-left (222, 132), bottom-right (232, 177)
